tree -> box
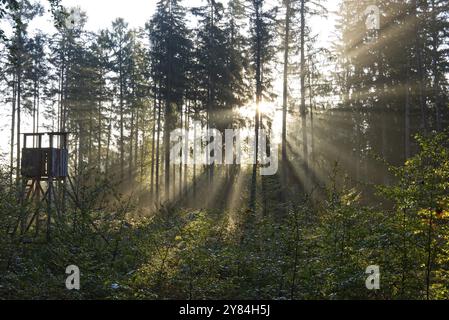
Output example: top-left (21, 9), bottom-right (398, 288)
top-left (6, 0), bottom-right (43, 184)
top-left (0, 0), bottom-right (18, 41)
top-left (89, 30), bottom-right (113, 170)
top-left (281, 0), bottom-right (291, 168)
top-left (23, 32), bottom-right (48, 136)
top-left (248, 0), bottom-right (276, 210)
top-left (149, 0), bottom-right (192, 201)
top-left (108, 18), bottom-right (133, 181)
top-left (193, 0), bottom-right (244, 184)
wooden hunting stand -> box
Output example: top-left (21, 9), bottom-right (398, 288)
top-left (20, 132), bottom-right (69, 240)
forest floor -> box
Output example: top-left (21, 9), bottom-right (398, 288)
top-left (2, 131), bottom-right (449, 300)
top-left (113, 168), bottom-right (301, 299)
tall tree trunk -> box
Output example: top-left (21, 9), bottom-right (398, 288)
top-left (282, 0), bottom-right (290, 167)
top-left (119, 49), bottom-right (125, 182)
top-left (430, 0), bottom-right (442, 131)
top-left (59, 44), bottom-right (66, 132)
top-left (156, 96), bottom-right (162, 204)
top-left (250, 1), bottom-right (262, 211)
top-left (32, 81), bottom-right (37, 136)
top-left (164, 7), bottom-right (173, 202)
top-left (300, 0), bottom-right (308, 176)
top-left (179, 104), bottom-right (183, 198)
top-left (135, 109), bottom-right (139, 177)
top-left (88, 104), bottom-right (93, 164)
top-left (140, 124), bottom-right (146, 184)
top-left (413, 0), bottom-right (428, 133)
top-left (105, 112), bottom-right (113, 176)
top-left (130, 108), bottom-right (135, 180)
top-left (281, 0), bottom-right (291, 204)
top-left (98, 95), bottom-right (102, 167)
top-left (36, 83), bottom-right (40, 134)
top-left (10, 74), bottom-right (16, 187)
top-left (164, 101), bottom-right (172, 201)
top-left (309, 62), bottom-right (316, 178)
top-left (150, 91), bottom-right (157, 198)
top-left (184, 102), bottom-right (190, 195)
top-left (405, 60), bottom-right (411, 159)
top-left (193, 110), bottom-right (199, 200)
top-left (16, 66), bottom-right (22, 186)
top-left (207, 3), bottom-right (215, 187)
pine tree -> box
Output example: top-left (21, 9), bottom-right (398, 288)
top-left (6, 0), bottom-right (43, 184)
top-left (193, 0), bottom-right (234, 183)
top-left (108, 18), bottom-right (133, 181)
top-left (149, 0), bottom-right (192, 201)
top-left (248, 0), bottom-right (276, 211)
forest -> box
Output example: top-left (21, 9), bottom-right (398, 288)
top-left (0, 0), bottom-right (448, 300)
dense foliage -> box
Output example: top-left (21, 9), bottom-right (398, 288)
top-left (1, 132), bottom-right (448, 299)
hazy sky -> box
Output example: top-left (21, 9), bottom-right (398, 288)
top-left (29, 0), bottom-right (205, 32)
top-left (62, 0), bottom-right (199, 30)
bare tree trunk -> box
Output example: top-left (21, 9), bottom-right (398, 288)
top-left (140, 118), bottom-right (146, 184)
top-left (308, 60), bottom-right (315, 172)
top-left (430, 0), bottom-right (442, 131)
top-left (32, 81), bottom-right (37, 136)
top-left (10, 74), bottom-right (16, 187)
top-left (36, 87), bottom-right (40, 134)
top-left (282, 0), bottom-right (290, 167)
top-left (88, 104), bottom-right (93, 164)
top-left (193, 110), bottom-right (198, 200)
top-left (105, 112), bottom-right (113, 177)
top-left (130, 108), bottom-right (135, 180)
top-left (405, 60), bottom-right (411, 159)
top-left (119, 49), bottom-right (125, 182)
top-left (164, 100), bottom-right (172, 202)
top-left (413, 0), bottom-right (428, 133)
top-left (59, 44), bottom-right (66, 132)
top-left (98, 97), bottom-right (102, 167)
top-left (150, 93), bottom-right (157, 198)
top-left (250, 1), bottom-right (262, 211)
top-left (16, 66), bottom-right (22, 186)
top-left (184, 102), bottom-right (190, 195)
top-left (300, 0), bottom-right (308, 176)
top-left (179, 104), bottom-right (183, 198)
top-left (135, 109), bottom-right (139, 177)
top-left (156, 97), bottom-right (162, 204)
top-left (172, 163), bottom-right (176, 200)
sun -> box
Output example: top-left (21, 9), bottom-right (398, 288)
top-left (237, 102), bottom-right (276, 119)
top-left (235, 101), bottom-right (283, 144)
top-left (258, 102), bottom-right (275, 114)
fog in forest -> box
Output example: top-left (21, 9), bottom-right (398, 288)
top-left (0, 0), bottom-right (448, 300)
